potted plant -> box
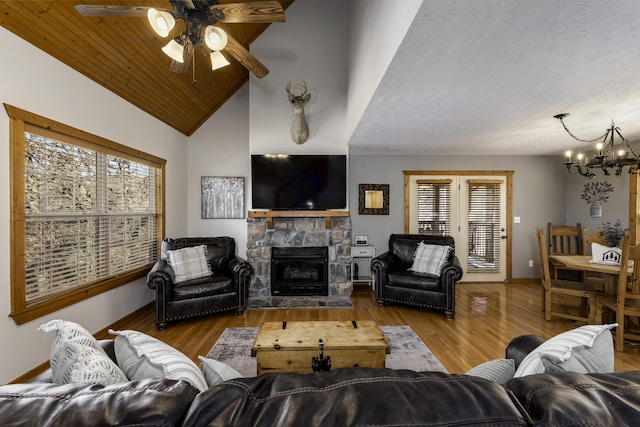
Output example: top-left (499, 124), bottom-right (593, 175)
top-left (601, 219), bottom-right (629, 247)
top-left (581, 181), bottom-right (614, 218)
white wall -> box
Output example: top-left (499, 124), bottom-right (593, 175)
top-left (346, 0), bottom-right (422, 141)
top-left (187, 86), bottom-right (251, 258)
top-left (0, 27), bottom-right (188, 383)
top-left (249, 0), bottom-right (349, 155)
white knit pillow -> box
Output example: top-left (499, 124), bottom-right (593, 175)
top-left (167, 245), bottom-right (212, 283)
top-left (409, 242), bottom-right (452, 275)
top-left (110, 329), bottom-right (208, 392)
top-left (514, 324), bottom-right (616, 378)
top-left (39, 319), bottom-right (127, 386)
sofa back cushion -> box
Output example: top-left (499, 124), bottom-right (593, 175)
top-left (505, 371), bottom-right (640, 427)
top-left (0, 379), bottom-right (197, 427)
top-left (183, 368), bottom-right (526, 427)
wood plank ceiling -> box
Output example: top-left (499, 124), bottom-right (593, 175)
top-left (0, 0), bottom-right (295, 136)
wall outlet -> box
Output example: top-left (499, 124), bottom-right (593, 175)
top-left (528, 260), bottom-right (534, 268)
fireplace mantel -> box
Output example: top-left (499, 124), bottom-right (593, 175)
top-left (248, 210), bottom-right (349, 229)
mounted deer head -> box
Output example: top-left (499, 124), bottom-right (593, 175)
top-left (286, 81), bottom-right (311, 144)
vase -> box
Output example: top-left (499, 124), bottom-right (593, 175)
top-left (590, 202), bottom-right (603, 218)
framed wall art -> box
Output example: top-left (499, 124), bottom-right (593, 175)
top-left (201, 176), bottom-right (245, 219)
top-left (358, 183), bottom-right (389, 215)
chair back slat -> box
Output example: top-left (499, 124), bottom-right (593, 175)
top-left (616, 235), bottom-right (640, 300)
top-left (548, 223), bottom-right (583, 255)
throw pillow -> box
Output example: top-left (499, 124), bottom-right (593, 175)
top-left (198, 356), bottom-right (242, 387)
top-left (409, 242), bottom-right (452, 275)
top-left (38, 319), bottom-right (127, 386)
top-left (514, 324), bottom-right (616, 378)
top-left (167, 245), bottom-right (213, 283)
top-left (591, 242), bottom-right (622, 264)
top-left (465, 358), bottom-right (516, 385)
top-left (110, 329), bottom-right (208, 392)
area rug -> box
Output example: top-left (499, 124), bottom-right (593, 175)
top-left (206, 325), bottom-right (447, 377)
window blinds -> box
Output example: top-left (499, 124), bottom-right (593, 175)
top-left (467, 180), bottom-right (502, 271)
top-left (416, 179), bottom-right (452, 236)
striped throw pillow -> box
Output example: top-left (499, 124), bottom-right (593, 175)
top-left (514, 324), bottom-right (616, 378)
top-left (110, 329), bottom-right (208, 392)
top-left (466, 358), bottom-right (515, 385)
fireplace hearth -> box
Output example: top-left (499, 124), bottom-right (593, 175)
top-left (271, 246), bottom-right (328, 296)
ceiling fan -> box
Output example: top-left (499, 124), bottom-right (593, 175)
top-left (74, 0), bottom-right (286, 78)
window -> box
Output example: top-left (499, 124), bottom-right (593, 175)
top-left (6, 104), bottom-right (165, 324)
top-left (416, 179), bottom-right (452, 235)
top-left (467, 180), bottom-right (502, 271)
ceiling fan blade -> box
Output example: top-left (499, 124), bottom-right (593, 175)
top-left (216, 1), bottom-right (285, 23)
top-left (225, 34), bottom-right (269, 78)
top-left (74, 5), bottom-right (150, 17)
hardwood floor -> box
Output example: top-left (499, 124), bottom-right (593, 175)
top-left (96, 282), bottom-right (640, 374)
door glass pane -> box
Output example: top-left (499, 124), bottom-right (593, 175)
top-left (467, 180), bottom-right (501, 272)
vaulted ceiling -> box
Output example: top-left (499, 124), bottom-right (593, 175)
top-left (4, 1), bottom-right (640, 157)
top-left (0, 0), bottom-right (294, 136)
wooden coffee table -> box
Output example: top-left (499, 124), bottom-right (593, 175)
top-left (251, 320), bottom-right (390, 374)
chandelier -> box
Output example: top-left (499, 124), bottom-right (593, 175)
top-left (555, 113), bottom-right (640, 178)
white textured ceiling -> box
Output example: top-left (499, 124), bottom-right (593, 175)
top-left (348, 0), bottom-right (640, 156)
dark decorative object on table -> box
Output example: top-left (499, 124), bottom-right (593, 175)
top-left (311, 339), bottom-right (331, 372)
top-left (601, 219), bottom-right (629, 247)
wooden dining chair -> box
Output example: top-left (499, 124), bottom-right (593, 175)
top-left (595, 234), bottom-right (640, 352)
top-left (582, 226), bottom-right (608, 288)
top-left (548, 222), bottom-right (583, 280)
top-left (537, 227), bottom-right (596, 323)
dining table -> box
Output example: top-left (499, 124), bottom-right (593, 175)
top-left (549, 254), bottom-right (634, 295)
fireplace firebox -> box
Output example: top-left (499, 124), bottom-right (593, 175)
top-left (271, 246), bottom-right (329, 296)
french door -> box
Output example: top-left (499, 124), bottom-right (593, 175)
top-left (404, 171), bottom-right (512, 282)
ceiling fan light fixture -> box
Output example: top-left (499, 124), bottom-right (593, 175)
top-left (161, 39), bottom-right (184, 63)
top-left (147, 8), bottom-right (175, 37)
top-left (210, 51), bottom-right (230, 70)
top-left (204, 26), bottom-right (228, 51)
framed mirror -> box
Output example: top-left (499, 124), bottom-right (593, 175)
top-left (358, 184), bottom-right (389, 215)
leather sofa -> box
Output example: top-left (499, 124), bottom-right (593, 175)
top-left (147, 237), bottom-right (252, 330)
top-left (371, 234), bottom-right (463, 319)
top-left (3, 335), bottom-right (640, 426)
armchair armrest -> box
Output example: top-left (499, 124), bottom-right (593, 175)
top-left (147, 258), bottom-right (175, 289)
top-left (441, 256), bottom-right (463, 283)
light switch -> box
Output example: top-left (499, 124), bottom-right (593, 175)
top-left (514, 216), bottom-right (521, 223)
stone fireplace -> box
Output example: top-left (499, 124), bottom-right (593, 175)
top-left (246, 212), bottom-right (352, 308)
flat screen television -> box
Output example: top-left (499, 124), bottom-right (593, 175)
top-left (251, 154), bottom-right (347, 210)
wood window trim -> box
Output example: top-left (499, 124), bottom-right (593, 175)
top-left (5, 104), bottom-right (166, 325)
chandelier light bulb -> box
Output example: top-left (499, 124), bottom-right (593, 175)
top-left (576, 153), bottom-right (584, 163)
top-left (210, 51), bottom-right (230, 70)
top-left (565, 150), bottom-right (572, 162)
top-left (204, 26), bottom-right (228, 51)
top-left (618, 149), bottom-right (626, 158)
top-left (147, 8), bottom-right (175, 38)
top-left (596, 142), bottom-right (604, 156)
top-left (161, 39), bottom-right (184, 63)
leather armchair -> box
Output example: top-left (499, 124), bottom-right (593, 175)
top-left (147, 237), bottom-right (252, 330)
top-left (371, 234), bottom-right (463, 319)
